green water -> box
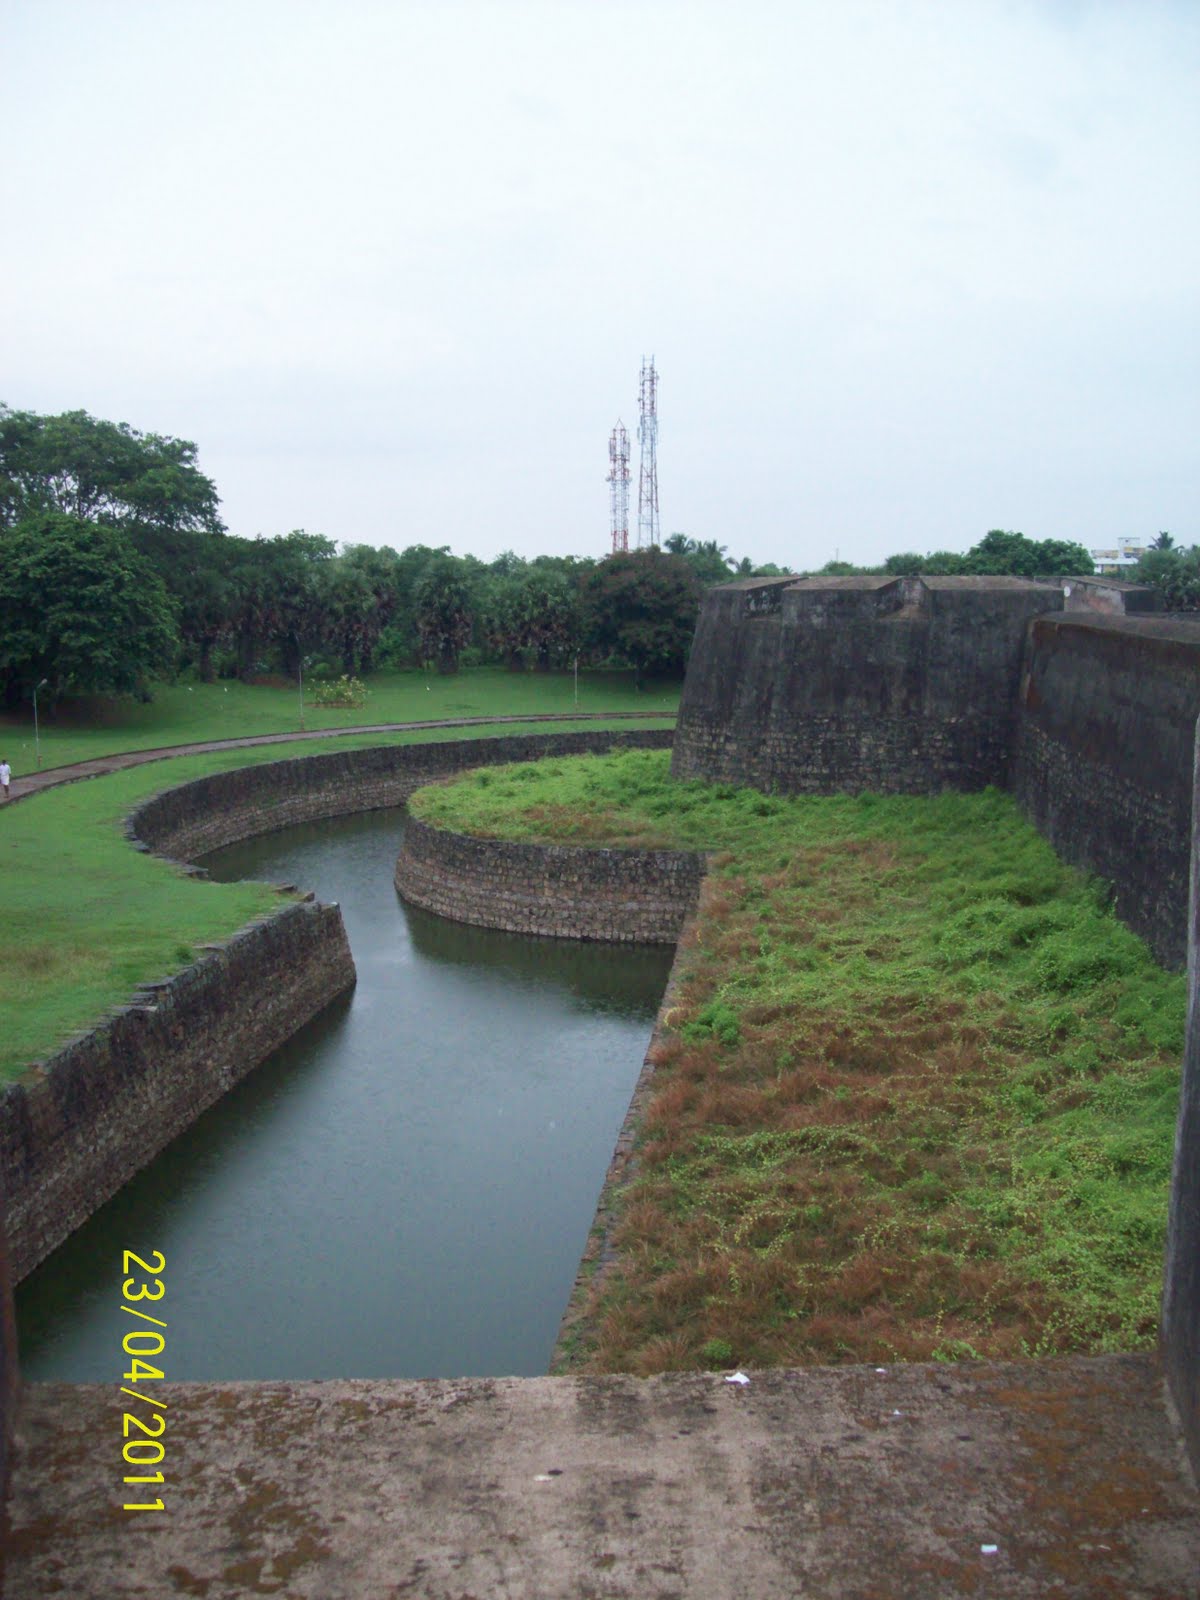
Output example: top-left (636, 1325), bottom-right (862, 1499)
top-left (16, 808), bottom-right (672, 1380)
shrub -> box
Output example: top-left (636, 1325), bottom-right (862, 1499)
top-left (311, 675), bottom-right (367, 709)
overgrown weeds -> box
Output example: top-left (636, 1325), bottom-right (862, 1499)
top-left (412, 749), bottom-right (1185, 1371)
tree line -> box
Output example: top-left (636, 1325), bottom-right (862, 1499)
top-left (2, 405), bottom-right (1188, 708)
top-left (1, 407), bottom-right (787, 707)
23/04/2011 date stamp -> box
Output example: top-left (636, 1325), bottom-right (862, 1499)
top-left (119, 1250), bottom-right (168, 1512)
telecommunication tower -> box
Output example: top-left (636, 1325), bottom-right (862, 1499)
top-left (637, 356), bottom-right (660, 548)
top-left (607, 421), bottom-right (630, 554)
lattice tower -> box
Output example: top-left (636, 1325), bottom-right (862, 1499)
top-left (637, 356), bottom-right (660, 548)
top-left (607, 421), bottom-right (630, 555)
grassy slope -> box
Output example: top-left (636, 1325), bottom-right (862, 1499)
top-left (411, 750), bottom-right (1185, 1371)
top-left (0, 668), bottom-right (680, 771)
top-left (0, 720), bottom-right (671, 1081)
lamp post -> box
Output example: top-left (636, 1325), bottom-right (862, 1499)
top-left (33, 678), bottom-right (48, 770)
top-left (298, 656), bottom-right (305, 732)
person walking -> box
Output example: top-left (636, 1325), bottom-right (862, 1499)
top-left (0, 759), bottom-right (10, 800)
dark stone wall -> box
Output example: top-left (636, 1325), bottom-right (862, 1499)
top-left (671, 573), bottom-right (1200, 1476)
top-left (131, 728), bottom-right (673, 862)
top-left (1164, 723), bottom-right (1200, 1476)
top-left (1013, 616), bottom-right (1200, 969)
top-left (672, 576), bottom-right (1063, 794)
top-left (396, 818), bottom-right (704, 944)
top-left (0, 899), bottom-right (356, 1284)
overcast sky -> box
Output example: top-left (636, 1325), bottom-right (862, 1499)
top-left (3, 0), bottom-right (1196, 570)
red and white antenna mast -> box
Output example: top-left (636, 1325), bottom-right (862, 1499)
top-left (607, 420), bottom-right (630, 554)
top-left (637, 355), bottom-right (660, 548)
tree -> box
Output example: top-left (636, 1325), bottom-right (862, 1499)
top-left (1133, 546), bottom-right (1200, 611)
top-left (960, 529), bottom-right (1090, 577)
top-left (662, 533), bottom-right (735, 586)
top-left (1151, 531), bottom-right (1175, 551)
top-left (414, 555), bottom-right (474, 674)
top-left (0, 406), bottom-right (222, 535)
top-left (0, 513), bottom-right (178, 706)
top-left (882, 552), bottom-right (924, 576)
top-left (579, 550), bottom-right (701, 685)
top-left (919, 550), bottom-right (966, 575)
top-left (223, 530), bottom-right (335, 681)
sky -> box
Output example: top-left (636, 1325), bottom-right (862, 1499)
top-left (2, 0), bottom-right (1197, 571)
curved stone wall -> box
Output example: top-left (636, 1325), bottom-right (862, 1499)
top-left (129, 726), bottom-right (672, 861)
top-left (396, 817), bottom-right (704, 943)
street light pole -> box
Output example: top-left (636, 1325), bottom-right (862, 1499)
top-left (33, 678), bottom-right (48, 769)
top-left (298, 656), bottom-right (305, 731)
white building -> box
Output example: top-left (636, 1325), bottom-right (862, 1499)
top-left (1090, 537), bottom-right (1146, 575)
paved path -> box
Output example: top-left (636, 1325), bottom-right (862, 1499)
top-left (5, 1357), bottom-right (1199, 1598)
top-left (0, 711), bottom-right (674, 805)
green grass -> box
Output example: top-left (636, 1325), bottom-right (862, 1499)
top-left (0, 720), bottom-right (671, 1081)
top-left (412, 749), bottom-right (1186, 1372)
top-left (0, 668), bottom-right (680, 772)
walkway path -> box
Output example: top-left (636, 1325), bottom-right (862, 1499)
top-left (2, 711), bottom-right (673, 804)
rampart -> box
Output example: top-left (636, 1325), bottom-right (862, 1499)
top-left (671, 575), bottom-right (1064, 794)
top-left (673, 575), bottom-right (1200, 967)
top-left (672, 572), bottom-right (1200, 1474)
top-left (1013, 614), bottom-right (1200, 969)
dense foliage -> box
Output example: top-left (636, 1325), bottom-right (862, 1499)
top-left (815, 529), bottom-right (1094, 580)
top-left (3, 403), bottom-right (1184, 702)
top-left (1131, 545), bottom-right (1200, 611)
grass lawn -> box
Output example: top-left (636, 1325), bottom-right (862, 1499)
top-left (0, 720), bottom-right (672, 1082)
top-left (0, 668), bottom-right (680, 773)
top-left (411, 749), bottom-right (1186, 1372)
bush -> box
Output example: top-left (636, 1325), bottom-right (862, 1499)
top-left (311, 675), bottom-right (367, 709)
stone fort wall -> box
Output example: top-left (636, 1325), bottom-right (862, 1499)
top-left (395, 817), bottom-right (704, 944)
top-left (673, 575), bottom-right (1200, 969)
top-left (672, 571), bottom-right (1200, 1473)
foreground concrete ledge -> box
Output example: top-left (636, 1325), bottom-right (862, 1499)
top-left (4, 1355), bottom-right (1197, 1598)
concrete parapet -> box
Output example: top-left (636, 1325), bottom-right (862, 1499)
top-left (5, 1357), bottom-right (1198, 1596)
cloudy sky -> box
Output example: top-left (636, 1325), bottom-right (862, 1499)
top-left (3, 0), bottom-right (1196, 570)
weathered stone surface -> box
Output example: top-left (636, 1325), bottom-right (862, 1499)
top-left (0, 899), bottom-right (356, 1285)
top-left (1013, 614), bottom-right (1200, 969)
top-left (672, 575), bottom-right (1063, 796)
top-left (1162, 717), bottom-right (1200, 1477)
top-left (5, 1356), bottom-right (1197, 1598)
top-left (395, 818), bottom-right (704, 944)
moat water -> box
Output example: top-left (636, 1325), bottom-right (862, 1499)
top-left (16, 808), bottom-right (672, 1380)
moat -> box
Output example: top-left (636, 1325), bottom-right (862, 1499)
top-left (16, 807), bottom-right (672, 1380)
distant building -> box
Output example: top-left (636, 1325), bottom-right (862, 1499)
top-left (1091, 537), bottom-right (1145, 575)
